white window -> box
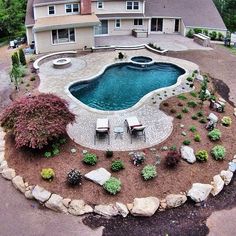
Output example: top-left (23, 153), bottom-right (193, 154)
top-left (97, 1), bottom-right (104, 9)
top-left (134, 19), bottom-right (143, 25)
top-left (115, 19), bottom-right (121, 28)
top-left (48, 5), bottom-right (55, 15)
top-left (126, 1), bottom-right (139, 10)
top-left (65, 4), bottom-right (79, 13)
top-left (52, 28), bottom-right (75, 44)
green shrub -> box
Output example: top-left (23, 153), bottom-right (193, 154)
top-left (196, 150), bottom-right (208, 162)
top-left (59, 138), bottom-right (67, 144)
top-left (211, 145), bottom-right (226, 160)
top-left (176, 113), bottom-right (182, 119)
top-left (187, 101), bottom-right (197, 108)
top-left (177, 94), bottom-right (187, 100)
top-left (41, 168), bottom-right (55, 181)
top-left (191, 115), bottom-right (198, 120)
top-left (197, 111), bottom-right (204, 117)
top-left (208, 129), bottom-right (221, 141)
top-left (170, 145), bottom-right (177, 151)
top-left (199, 118), bottom-right (207, 124)
top-left (44, 151), bottom-right (52, 158)
top-left (111, 160), bottom-right (125, 172)
top-left (105, 150), bottom-right (113, 158)
top-left (193, 28), bottom-right (203, 34)
top-left (186, 29), bottom-right (194, 38)
top-left (217, 32), bottom-right (224, 41)
top-left (83, 153), bottom-right (97, 165)
top-left (203, 29), bottom-right (209, 36)
top-left (194, 134), bottom-right (201, 142)
top-left (52, 147), bottom-right (60, 156)
top-left (209, 31), bottom-right (217, 40)
top-left (103, 177), bottom-right (121, 195)
top-left (190, 91), bottom-right (197, 97)
top-left (67, 169), bottom-right (82, 186)
top-left (189, 125), bottom-right (197, 132)
top-left (182, 107), bottom-right (189, 113)
top-left (221, 116), bottom-right (232, 126)
top-left (183, 140), bottom-right (191, 145)
top-left (141, 165), bottom-right (157, 180)
top-left (19, 48), bottom-right (26, 65)
top-left (187, 77), bottom-right (193, 82)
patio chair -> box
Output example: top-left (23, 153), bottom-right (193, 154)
top-left (94, 118), bottom-right (110, 145)
top-left (125, 116), bottom-right (146, 143)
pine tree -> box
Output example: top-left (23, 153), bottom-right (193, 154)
top-left (11, 52), bottom-right (19, 67)
top-left (18, 48), bottom-right (26, 65)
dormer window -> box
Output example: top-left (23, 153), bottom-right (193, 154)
top-left (97, 1), bottom-right (104, 9)
top-left (126, 1), bottom-right (139, 10)
top-left (65, 4), bottom-right (79, 13)
top-left (48, 5), bottom-right (55, 15)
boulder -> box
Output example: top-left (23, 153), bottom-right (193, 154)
top-left (208, 113), bottom-right (218, 123)
top-left (228, 162), bottom-right (236, 172)
top-left (12, 175), bottom-right (26, 193)
top-left (84, 168), bottom-right (111, 186)
top-left (32, 185), bottom-right (51, 203)
top-left (220, 170), bottom-right (233, 185)
top-left (45, 194), bottom-right (67, 213)
top-left (94, 204), bottom-right (119, 217)
top-left (24, 186), bottom-right (34, 199)
top-left (2, 168), bottom-right (16, 180)
top-left (0, 152), bottom-right (5, 164)
top-left (196, 74), bottom-right (204, 81)
top-left (62, 198), bottom-right (71, 208)
top-left (0, 160), bottom-right (8, 173)
top-left (211, 175), bottom-right (224, 196)
top-left (187, 183), bottom-right (213, 202)
top-left (166, 194), bottom-right (187, 208)
top-left (181, 146), bottom-right (196, 164)
top-left (115, 202), bottom-right (129, 217)
top-left (131, 197), bottom-right (160, 217)
top-left (68, 200), bottom-right (93, 216)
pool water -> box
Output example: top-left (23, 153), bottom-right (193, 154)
top-left (69, 63), bottom-right (185, 111)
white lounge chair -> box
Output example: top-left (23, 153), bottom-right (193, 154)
top-left (125, 116), bottom-right (146, 143)
top-left (94, 118), bottom-right (110, 145)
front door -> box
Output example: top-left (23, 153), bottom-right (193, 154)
top-left (151, 18), bottom-right (163, 32)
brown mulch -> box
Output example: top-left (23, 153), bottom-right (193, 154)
top-left (4, 78), bottom-right (236, 206)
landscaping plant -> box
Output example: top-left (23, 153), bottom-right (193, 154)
top-left (141, 165), bottom-right (157, 180)
top-left (0, 94), bottom-right (75, 149)
top-left (191, 115), bottom-right (198, 120)
top-left (183, 140), bottom-right (191, 145)
top-left (182, 107), bottom-right (189, 113)
top-left (208, 129), bottom-right (221, 141)
top-left (83, 153), bottom-right (97, 165)
top-left (67, 169), bottom-right (82, 186)
top-left (196, 150), bottom-right (208, 162)
top-left (41, 168), bottom-right (55, 181)
top-left (111, 160), bottom-right (125, 172)
top-left (221, 116), bottom-right (232, 126)
top-left (103, 177), bottom-right (121, 195)
top-left (177, 94), bottom-right (187, 100)
top-left (211, 145), bottom-right (226, 160)
top-left (105, 149), bottom-right (113, 158)
top-left (187, 101), bottom-right (197, 108)
top-left (165, 150), bottom-right (181, 168)
top-left (19, 48), bottom-right (26, 65)
top-left (194, 134), bottom-right (201, 142)
top-left (176, 113), bottom-right (182, 119)
top-left (189, 125), bottom-right (197, 132)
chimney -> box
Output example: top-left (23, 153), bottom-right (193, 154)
top-left (81, 0), bottom-right (91, 15)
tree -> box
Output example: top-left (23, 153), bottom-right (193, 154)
top-left (11, 52), bottom-right (19, 66)
top-left (0, 93), bottom-right (75, 149)
top-left (19, 48), bottom-right (26, 65)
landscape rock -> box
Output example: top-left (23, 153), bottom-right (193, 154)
top-left (12, 175), bottom-right (26, 193)
top-left (84, 168), bottom-right (111, 186)
top-left (196, 74), bottom-right (204, 81)
top-left (62, 198), bottom-right (71, 208)
top-left (220, 170), bottom-right (233, 185)
top-left (24, 186), bottom-right (34, 199)
top-left (180, 124), bottom-right (185, 128)
top-left (94, 204), bottom-right (119, 217)
top-left (0, 152), bottom-right (5, 164)
top-left (187, 183), bottom-right (213, 202)
top-left (166, 194), bottom-right (187, 208)
top-left (208, 113), bottom-right (218, 123)
top-left (0, 160), bottom-right (8, 173)
top-left (115, 202), bottom-right (129, 217)
top-left (82, 150), bottom-right (88, 154)
top-left (2, 168), bottom-right (16, 180)
top-left (181, 131), bottom-right (187, 136)
top-left (181, 146), bottom-right (196, 164)
top-left (32, 185), bottom-right (51, 203)
top-left (211, 175), bottom-right (225, 196)
top-left (126, 203), bottom-right (134, 211)
top-left (161, 146), bottom-right (168, 151)
top-left (228, 162), bottom-right (236, 172)
top-left (219, 97), bottom-right (226, 103)
top-left (131, 197), bottom-right (160, 217)
top-left (45, 194), bottom-right (67, 213)
top-left (68, 200), bottom-right (93, 216)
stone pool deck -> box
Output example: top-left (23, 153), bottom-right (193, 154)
top-left (38, 49), bottom-right (198, 151)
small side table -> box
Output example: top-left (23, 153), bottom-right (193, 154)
top-left (114, 127), bottom-right (124, 139)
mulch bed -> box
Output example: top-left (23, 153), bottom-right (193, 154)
top-left (4, 78), bottom-right (236, 205)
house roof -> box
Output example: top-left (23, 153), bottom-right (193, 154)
top-left (33, 14), bottom-right (100, 32)
top-left (145, 0), bottom-right (227, 30)
top-left (25, 0), bottom-right (35, 26)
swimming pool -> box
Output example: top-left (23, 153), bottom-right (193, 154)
top-left (69, 62), bottom-right (185, 111)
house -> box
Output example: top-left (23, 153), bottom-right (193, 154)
top-left (25, 0), bottom-right (227, 54)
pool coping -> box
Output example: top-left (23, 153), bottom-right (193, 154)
top-left (65, 57), bottom-right (190, 115)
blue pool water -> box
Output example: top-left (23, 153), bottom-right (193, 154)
top-left (69, 62), bottom-right (185, 111)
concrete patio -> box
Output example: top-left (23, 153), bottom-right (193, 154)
top-left (95, 34), bottom-right (213, 51)
top-left (38, 49), bottom-right (198, 151)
